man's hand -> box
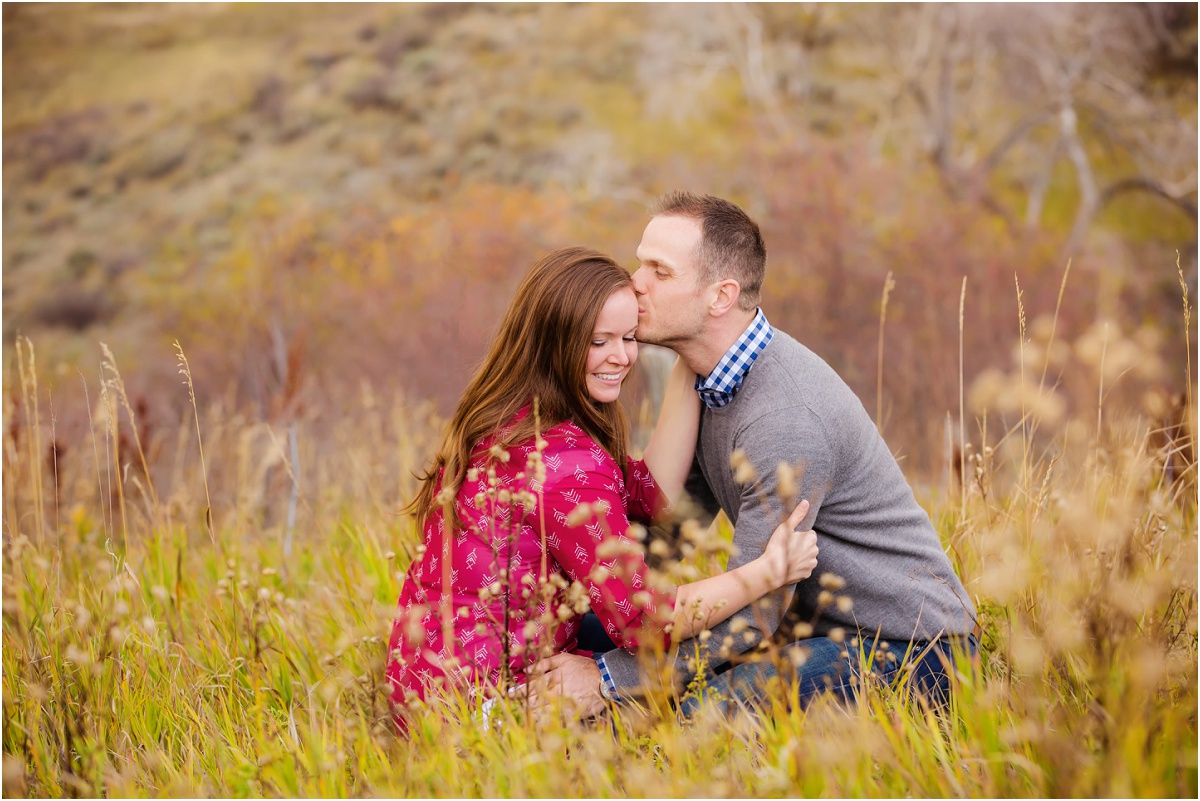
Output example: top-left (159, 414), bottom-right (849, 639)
top-left (523, 652), bottom-right (606, 721)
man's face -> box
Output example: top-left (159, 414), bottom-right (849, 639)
top-left (631, 215), bottom-right (709, 347)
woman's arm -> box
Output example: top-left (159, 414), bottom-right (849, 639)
top-left (670, 500), bottom-right (818, 641)
top-left (544, 442), bottom-right (815, 652)
top-left (641, 356), bottom-right (701, 508)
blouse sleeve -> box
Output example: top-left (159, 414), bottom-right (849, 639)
top-left (623, 457), bottom-right (670, 525)
top-left (540, 447), bottom-right (674, 652)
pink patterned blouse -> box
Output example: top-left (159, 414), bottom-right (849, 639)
top-left (386, 410), bottom-right (673, 713)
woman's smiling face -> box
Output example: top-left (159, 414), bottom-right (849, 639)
top-left (585, 287), bottom-right (639, 403)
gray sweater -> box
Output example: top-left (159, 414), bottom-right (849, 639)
top-left (603, 330), bottom-right (977, 691)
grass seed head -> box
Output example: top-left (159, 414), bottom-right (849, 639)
top-left (775, 461), bottom-right (797, 499)
top-left (65, 644), bottom-right (92, 665)
top-left (730, 450), bottom-right (757, 485)
top-left (566, 502), bottom-right (592, 526)
top-left (818, 573), bottom-right (845, 590)
top-left (3, 756), bottom-right (27, 798)
top-left (788, 646), bottom-right (810, 667)
top-left (73, 604), bottom-right (92, 629)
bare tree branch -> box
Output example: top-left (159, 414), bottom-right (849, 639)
top-left (979, 107), bottom-right (1057, 175)
top-left (1099, 177), bottom-right (1199, 223)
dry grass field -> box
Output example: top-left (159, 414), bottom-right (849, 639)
top-left (2, 277), bottom-right (1195, 796)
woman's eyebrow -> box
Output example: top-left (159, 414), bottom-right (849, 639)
top-left (592, 326), bottom-right (638, 337)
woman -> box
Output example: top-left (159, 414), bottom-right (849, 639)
top-left (386, 247), bottom-right (817, 721)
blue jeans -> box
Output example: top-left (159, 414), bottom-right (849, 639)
top-left (577, 612), bottom-right (976, 715)
top-left (678, 634), bottom-right (978, 717)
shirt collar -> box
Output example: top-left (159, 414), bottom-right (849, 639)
top-left (695, 308), bottom-right (774, 410)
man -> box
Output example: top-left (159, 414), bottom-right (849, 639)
top-left (529, 192), bottom-right (977, 717)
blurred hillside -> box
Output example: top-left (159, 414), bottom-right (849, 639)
top-left (3, 2), bottom-right (1197, 476)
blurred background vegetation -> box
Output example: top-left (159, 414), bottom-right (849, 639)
top-left (4, 2), bottom-right (1196, 480)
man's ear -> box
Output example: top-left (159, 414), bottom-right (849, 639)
top-left (708, 279), bottom-right (742, 317)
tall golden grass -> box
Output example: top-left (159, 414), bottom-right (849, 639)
top-left (2, 274), bottom-right (1196, 798)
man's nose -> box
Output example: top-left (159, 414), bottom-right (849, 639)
top-left (630, 267), bottom-right (648, 295)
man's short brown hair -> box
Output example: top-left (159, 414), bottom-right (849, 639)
top-left (651, 191), bottom-right (766, 311)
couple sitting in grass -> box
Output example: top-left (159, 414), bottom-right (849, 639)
top-left (386, 192), bottom-right (977, 729)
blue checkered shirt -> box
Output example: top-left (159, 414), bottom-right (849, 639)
top-left (594, 652), bottom-right (621, 703)
top-left (695, 309), bottom-right (774, 409)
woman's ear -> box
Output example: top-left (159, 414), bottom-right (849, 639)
top-left (708, 279), bottom-right (742, 317)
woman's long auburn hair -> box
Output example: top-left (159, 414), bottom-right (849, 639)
top-left (405, 246), bottom-right (635, 530)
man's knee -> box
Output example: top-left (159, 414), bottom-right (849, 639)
top-left (895, 635), bottom-right (977, 707)
top-left (684, 634), bottom-right (976, 715)
top-left (720, 637), bottom-right (857, 707)
top-left (770, 635), bottom-right (975, 708)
